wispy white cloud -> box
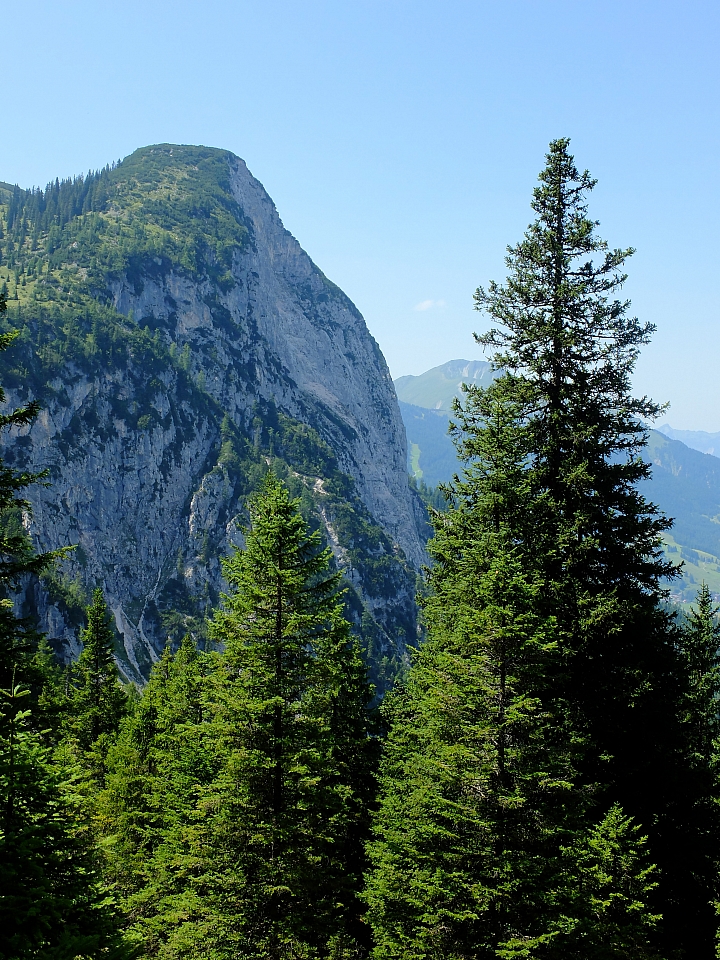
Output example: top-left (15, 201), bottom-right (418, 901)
top-left (413, 299), bottom-right (446, 312)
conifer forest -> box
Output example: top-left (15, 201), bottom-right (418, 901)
top-left (3, 139), bottom-right (720, 960)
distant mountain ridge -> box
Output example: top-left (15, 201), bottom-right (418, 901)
top-left (397, 401), bottom-right (460, 488)
top-left (658, 424), bottom-right (720, 457)
top-left (395, 360), bottom-right (720, 602)
top-left (394, 358), bottom-right (495, 411)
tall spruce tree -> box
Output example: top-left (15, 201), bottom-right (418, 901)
top-left (468, 139), bottom-right (715, 955)
top-left (674, 582), bottom-right (720, 953)
top-left (680, 584), bottom-right (720, 764)
top-left (201, 472), bottom-right (376, 959)
top-left (99, 635), bottom-right (215, 948)
top-left (368, 139), bottom-right (714, 958)
top-left (365, 382), bottom-right (662, 958)
top-left (110, 473), bottom-right (376, 959)
top-left (65, 588), bottom-right (127, 785)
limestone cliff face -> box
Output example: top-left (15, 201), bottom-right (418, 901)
top-left (0, 145), bottom-right (426, 683)
top-left (108, 153), bottom-right (424, 567)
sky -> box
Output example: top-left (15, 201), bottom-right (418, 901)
top-left (2, 0), bottom-right (719, 429)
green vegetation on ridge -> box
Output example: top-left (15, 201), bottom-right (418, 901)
top-left (394, 357), bottom-right (495, 411)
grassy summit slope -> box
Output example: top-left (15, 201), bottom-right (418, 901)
top-left (394, 358), bottom-right (495, 411)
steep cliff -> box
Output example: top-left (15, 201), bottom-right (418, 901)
top-left (0, 145), bottom-right (426, 686)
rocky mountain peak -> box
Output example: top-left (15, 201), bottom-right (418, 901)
top-left (0, 144), bottom-right (427, 685)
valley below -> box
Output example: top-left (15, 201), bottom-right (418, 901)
top-left (396, 359), bottom-right (720, 603)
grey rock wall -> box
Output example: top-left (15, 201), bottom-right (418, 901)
top-left (4, 150), bottom-right (426, 682)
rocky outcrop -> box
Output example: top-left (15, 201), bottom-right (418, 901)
top-left (108, 153), bottom-right (424, 567)
top-left (1, 145), bottom-right (426, 683)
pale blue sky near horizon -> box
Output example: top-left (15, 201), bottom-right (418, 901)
top-left (2, 1), bottom-right (718, 428)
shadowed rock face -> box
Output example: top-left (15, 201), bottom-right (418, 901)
top-left (1, 145), bottom-right (426, 682)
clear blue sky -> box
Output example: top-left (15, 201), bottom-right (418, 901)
top-left (4, 0), bottom-right (719, 428)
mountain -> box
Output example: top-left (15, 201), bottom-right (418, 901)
top-left (394, 358), bottom-right (495, 411)
top-left (394, 359), bottom-right (481, 485)
top-left (0, 144), bottom-right (427, 686)
top-left (395, 360), bottom-right (720, 602)
top-left (643, 431), bottom-right (720, 601)
top-left (658, 424), bottom-right (720, 457)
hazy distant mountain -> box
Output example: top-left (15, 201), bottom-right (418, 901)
top-left (658, 424), bottom-right (720, 457)
top-left (642, 431), bottom-right (720, 601)
top-left (394, 358), bottom-right (495, 411)
top-left (395, 362), bottom-right (720, 602)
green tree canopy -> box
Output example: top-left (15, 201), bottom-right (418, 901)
top-left (365, 139), bottom-right (710, 958)
top-left (470, 138), bottom-right (710, 955)
top-left (200, 471), bottom-right (376, 958)
top-left (102, 473), bottom-right (377, 959)
top-left (366, 382), bottom-right (662, 958)
top-left (0, 681), bottom-right (130, 959)
top-left (68, 588), bottom-right (127, 758)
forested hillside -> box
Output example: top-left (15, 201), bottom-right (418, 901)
top-left (0, 145), bottom-right (427, 689)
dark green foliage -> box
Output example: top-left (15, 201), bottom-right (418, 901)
top-left (366, 139), bottom-right (705, 958)
top-left (408, 473), bottom-right (448, 514)
top-left (99, 636), bottom-right (215, 945)
top-left (400, 377), bottom-right (720, 603)
top-left (64, 588), bottom-right (128, 784)
top-left (366, 383), bottom-right (662, 957)
top-left (101, 475), bottom-right (376, 958)
top-left (679, 584), bottom-right (720, 762)
top-left (0, 683), bottom-right (130, 960)
top-left (470, 138), bottom-right (708, 956)
top-left (196, 472), bottom-right (375, 958)
top-left (548, 805), bottom-right (662, 959)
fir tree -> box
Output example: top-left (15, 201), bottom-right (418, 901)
top-left (467, 138), bottom-right (713, 955)
top-left (66, 588), bottom-right (127, 783)
top-left (549, 805), bottom-right (662, 959)
top-left (680, 583), bottom-right (720, 763)
top-left (99, 635), bottom-right (214, 943)
top-left (197, 472), bottom-right (376, 959)
top-left (0, 668), bottom-right (131, 958)
top-left (106, 473), bottom-right (376, 959)
top-left (365, 385), bottom-right (662, 957)
top-left (670, 583), bottom-right (720, 957)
